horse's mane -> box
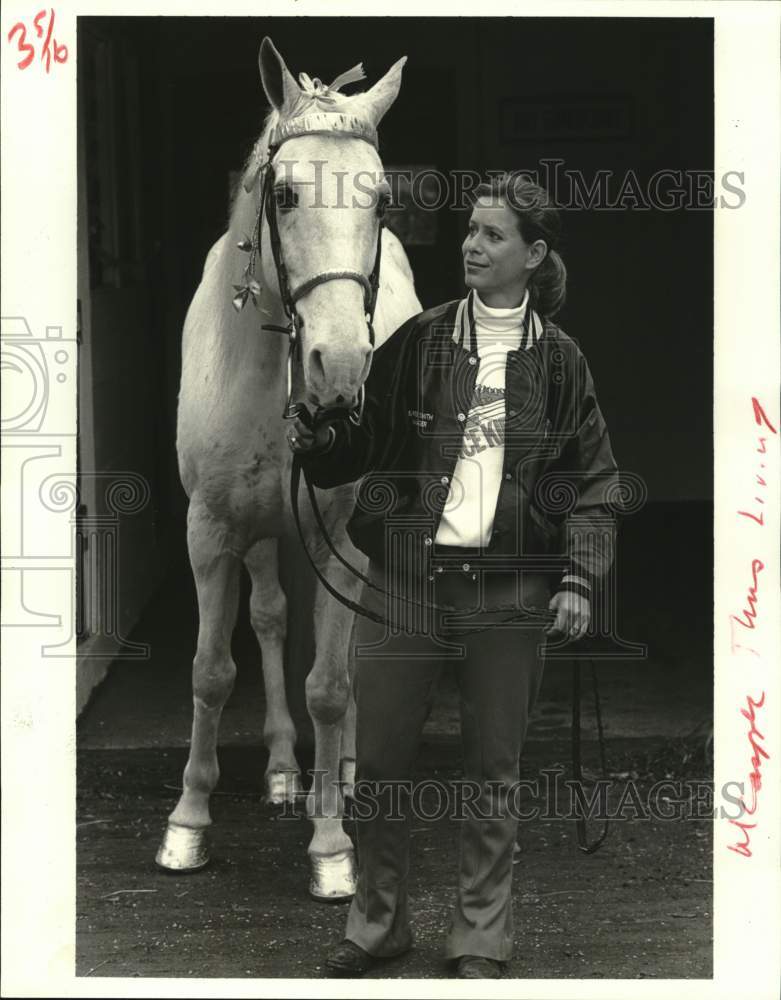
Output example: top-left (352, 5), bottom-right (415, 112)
top-left (227, 109), bottom-right (278, 225)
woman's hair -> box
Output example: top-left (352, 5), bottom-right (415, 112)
top-left (472, 173), bottom-right (567, 317)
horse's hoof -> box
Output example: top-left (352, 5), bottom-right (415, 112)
top-left (264, 769), bottom-right (302, 806)
top-left (155, 823), bottom-right (210, 872)
top-left (309, 849), bottom-right (357, 902)
top-left (340, 757), bottom-right (356, 799)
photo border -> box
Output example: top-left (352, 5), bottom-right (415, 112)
top-left (2, 2), bottom-right (779, 997)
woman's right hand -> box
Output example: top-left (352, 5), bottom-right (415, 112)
top-left (286, 417), bottom-right (334, 455)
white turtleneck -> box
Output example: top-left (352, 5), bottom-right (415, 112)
top-left (435, 290), bottom-right (529, 547)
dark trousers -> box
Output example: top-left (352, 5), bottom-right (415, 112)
top-left (344, 557), bottom-right (548, 961)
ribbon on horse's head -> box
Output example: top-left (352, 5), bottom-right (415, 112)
top-left (298, 63), bottom-right (369, 103)
top-left (234, 63), bottom-right (384, 430)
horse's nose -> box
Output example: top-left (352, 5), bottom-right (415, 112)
top-left (307, 341), bottom-right (371, 408)
top-left (308, 347), bottom-right (326, 386)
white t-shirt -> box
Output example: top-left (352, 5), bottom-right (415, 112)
top-left (435, 290), bottom-right (529, 547)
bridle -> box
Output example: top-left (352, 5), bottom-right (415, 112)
top-left (235, 116), bottom-right (384, 429)
top-left (233, 112), bottom-right (610, 855)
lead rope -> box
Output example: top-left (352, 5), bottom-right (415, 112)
top-left (572, 658), bottom-right (610, 853)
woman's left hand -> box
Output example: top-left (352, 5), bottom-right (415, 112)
top-left (546, 591), bottom-right (591, 641)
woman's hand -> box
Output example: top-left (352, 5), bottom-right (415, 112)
top-left (545, 591), bottom-right (591, 641)
top-left (286, 417), bottom-right (334, 455)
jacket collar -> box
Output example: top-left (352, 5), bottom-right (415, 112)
top-left (451, 290), bottom-right (544, 355)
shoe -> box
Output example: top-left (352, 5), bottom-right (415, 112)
top-left (455, 955), bottom-right (506, 978)
top-left (324, 939), bottom-right (376, 977)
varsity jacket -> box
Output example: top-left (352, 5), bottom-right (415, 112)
top-left (301, 296), bottom-right (620, 595)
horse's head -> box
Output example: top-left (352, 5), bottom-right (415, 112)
top-left (256, 39), bottom-right (406, 415)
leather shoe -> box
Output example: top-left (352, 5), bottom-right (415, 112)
top-left (325, 939), bottom-right (376, 977)
top-left (455, 955), bottom-right (506, 978)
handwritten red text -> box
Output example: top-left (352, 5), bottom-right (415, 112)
top-left (7, 9), bottom-right (67, 73)
top-left (727, 692), bottom-right (769, 858)
top-left (737, 397), bottom-right (777, 526)
top-left (729, 558), bottom-right (764, 656)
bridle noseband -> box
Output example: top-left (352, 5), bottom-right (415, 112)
top-left (236, 123), bottom-right (384, 429)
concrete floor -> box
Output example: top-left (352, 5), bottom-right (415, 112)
top-left (77, 736), bottom-right (713, 980)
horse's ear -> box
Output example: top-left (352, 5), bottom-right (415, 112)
top-left (353, 56), bottom-right (407, 128)
top-left (259, 37), bottom-right (301, 117)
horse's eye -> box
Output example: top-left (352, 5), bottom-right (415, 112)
top-left (275, 185), bottom-right (298, 211)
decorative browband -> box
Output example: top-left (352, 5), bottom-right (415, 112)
top-left (270, 112), bottom-right (378, 149)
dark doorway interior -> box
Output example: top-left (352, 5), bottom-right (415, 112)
top-left (77, 16), bottom-right (713, 738)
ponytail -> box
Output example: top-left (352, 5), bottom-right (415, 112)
top-left (528, 248), bottom-right (567, 318)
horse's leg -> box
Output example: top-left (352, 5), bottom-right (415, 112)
top-left (156, 499), bottom-right (241, 871)
top-left (340, 668), bottom-right (357, 799)
top-left (305, 554), bottom-right (361, 901)
top-left (243, 538), bottom-right (301, 804)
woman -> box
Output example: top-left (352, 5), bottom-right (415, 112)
top-left (288, 175), bottom-right (619, 978)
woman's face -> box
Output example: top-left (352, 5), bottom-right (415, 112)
top-left (462, 196), bottom-right (546, 306)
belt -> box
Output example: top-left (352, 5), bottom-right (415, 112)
top-left (431, 545), bottom-right (481, 580)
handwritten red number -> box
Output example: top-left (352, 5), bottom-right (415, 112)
top-left (32, 8), bottom-right (54, 72)
top-left (7, 22), bottom-right (35, 69)
top-left (7, 9), bottom-right (66, 72)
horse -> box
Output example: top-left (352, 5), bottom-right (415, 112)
top-left (155, 37), bottom-right (421, 900)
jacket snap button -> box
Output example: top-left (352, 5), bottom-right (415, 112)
top-left (440, 475), bottom-right (449, 485)
top-left (505, 472), bottom-right (512, 481)
top-left (424, 536), bottom-right (433, 546)
top-left (468, 356), bottom-right (477, 366)
top-left (428, 574), bottom-right (434, 582)
top-left (457, 412), bottom-right (466, 422)
top-left (462, 562), bottom-right (470, 572)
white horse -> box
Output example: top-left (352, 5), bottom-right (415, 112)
top-left (155, 38), bottom-right (420, 899)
